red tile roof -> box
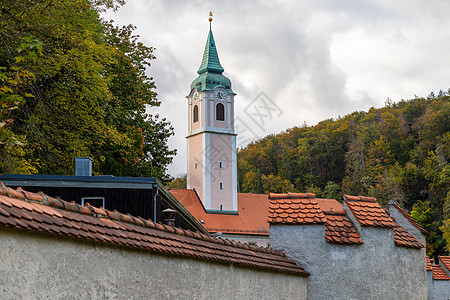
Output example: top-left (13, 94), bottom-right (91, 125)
top-left (324, 212), bottom-right (363, 245)
top-left (439, 256), bottom-right (450, 272)
top-left (269, 192), bottom-right (316, 199)
top-left (268, 195), bottom-right (327, 224)
top-left (390, 202), bottom-right (428, 235)
top-left (171, 189), bottom-right (270, 235)
top-left (344, 195), bottom-right (395, 227)
top-left (0, 183), bottom-right (309, 276)
top-left (392, 222), bottom-right (424, 249)
top-left (432, 264), bottom-right (450, 280)
top-left (269, 194), bottom-right (363, 244)
top-left (427, 256), bottom-right (433, 271)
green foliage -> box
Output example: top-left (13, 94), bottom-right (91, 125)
top-left (261, 174), bottom-right (294, 194)
top-left (441, 191), bottom-right (450, 252)
top-left (238, 93), bottom-right (450, 257)
top-left (323, 181), bottom-right (341, 200)
top-left (0, 0), bottom-right (175, 181)
top-left (0, 36), bottom-right (42, 174)
top-left (411, 201), bottom-right (434, 226)
top-left (167, 174), bottom-right (187, 190)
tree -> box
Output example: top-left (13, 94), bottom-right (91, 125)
top-left (323, 181), bottom-right (341, 200)
top-left (0, 36), bottom-right (41, 174)
top-left (261, 174), bottom-right (294, 194)
top-left (237, 92), bottom-right (449, 256)
top-left (1, 0), bottom-right (175, 182)
top-left (167, 174), bottom-right (187, 189)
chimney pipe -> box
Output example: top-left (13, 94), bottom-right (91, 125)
top-left (75, 157), bottom-right (92, 176)
top-left (161, 208), bottom-right (177, 226)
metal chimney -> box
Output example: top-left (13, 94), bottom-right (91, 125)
top-left (75, 157), bottom-right (92, 176)
top-left (161, 208), bottom-right (177, 226)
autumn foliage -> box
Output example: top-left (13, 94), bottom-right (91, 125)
top-left (238, 93), bottom-right (449, 256)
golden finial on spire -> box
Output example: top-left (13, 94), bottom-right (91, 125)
top-left (208, 11), bottom-right (213, 23)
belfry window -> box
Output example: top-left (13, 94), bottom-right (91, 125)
top-left (216, 103), bottom-right (225, 121)
top-left (193, 105), bottom-right (199, 123)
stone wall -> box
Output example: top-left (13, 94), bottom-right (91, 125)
top-left (270, 224), bottom-right (427, 300)
top-left (427, 271), bottom-right (450, 300)
top-left (0, 229), bottom-right (306, 299)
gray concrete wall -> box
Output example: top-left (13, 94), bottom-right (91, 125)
top-left (270, 224), bottom-right (427, 300)
top-left (427, 271), bottom-right (450, 300)
top-left (0, 229), bottom-right (307, 300)
top-left (389, 204), bottom-right (426, 245)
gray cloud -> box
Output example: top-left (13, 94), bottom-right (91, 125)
top-left (103, 0), bottom-right (450, 177)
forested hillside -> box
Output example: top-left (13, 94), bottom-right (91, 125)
top-left (238, 93), bottom-right (449, 257)
top-left (0, 0), bottom-right (175, 181)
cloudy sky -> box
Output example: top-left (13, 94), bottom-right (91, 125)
top-left (104, 0), bottom-right (450, 178)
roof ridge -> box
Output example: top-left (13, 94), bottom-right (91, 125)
top-left (0, 182), bottom-right (284, 257)
top-left (269, 192), bottom-right (316, 200)
top-left (343, 194), bottom-right (377, 202)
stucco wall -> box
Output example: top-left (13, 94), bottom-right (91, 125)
top-left (270, 224), bottom-right (427, 300)
top-left (0, 229), bottom-right (306, 300)
top-left (427, 271), bottom-right (450, 300)
top-left (389, 204), bottom-right (426, 245)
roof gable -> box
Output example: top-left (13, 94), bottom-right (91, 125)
top-left (432, 264), bottom-right (450, 280)
top-left (439, 256), bottom-right (450, 272)
top-left (344, 194), bottom-right (395, 227)
top-left (389, 202), bottom-right (428, 235)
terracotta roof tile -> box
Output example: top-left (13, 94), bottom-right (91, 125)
top-left (268, 197), bottom-right (326, 224)
top-left (432, 264), bottom-right (450, 280)
top-left (171, 190), bottom-right (270, 235)
top-left (0, 183), bottom-right (308, 276)
top-left (426, 256), bottom-right (433, 271)
top-left (343, 195), bottom-right (377, 202)
top-left (269, 192), bottom-right (316, 199)
top-left (390, 202), bottom-right (428, 235)
top-left (392, 222), bottom-right (424, 248)
top-left (344, 195), bottom-right (394, 227)
top-left (324, 212), bottom-right (363, 245)
top-left (439, 256), bottom-right (450, 272)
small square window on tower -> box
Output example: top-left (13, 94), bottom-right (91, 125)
top-left (220, 205), bottom-right (223, 211)
top-left (219, 161), bottom-right (223, 168)
top-left (220, 182), bottom-right (223, 189)
top-left (195, 162), bottom-right (198, 169)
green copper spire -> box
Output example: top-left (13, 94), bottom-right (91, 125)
top-left (190, 15), bottom-right (234, 94)
top-left (197, 29), bottom-right (224, 74)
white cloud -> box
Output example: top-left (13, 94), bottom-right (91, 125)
top-left (103, 0), bottom-right (450, 177)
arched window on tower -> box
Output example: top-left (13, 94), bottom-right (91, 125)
top-left (216, 103), bottom-right (225, 121)
top-left (193, 105), bottom-right (199, 123)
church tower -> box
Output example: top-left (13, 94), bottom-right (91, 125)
top-left (186, 14), bottom-right (237, 212)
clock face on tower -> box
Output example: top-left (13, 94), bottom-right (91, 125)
top-left (215, 89), bottom-right (227, 102)
top-left (193, 91), bottom-right (199, 103)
